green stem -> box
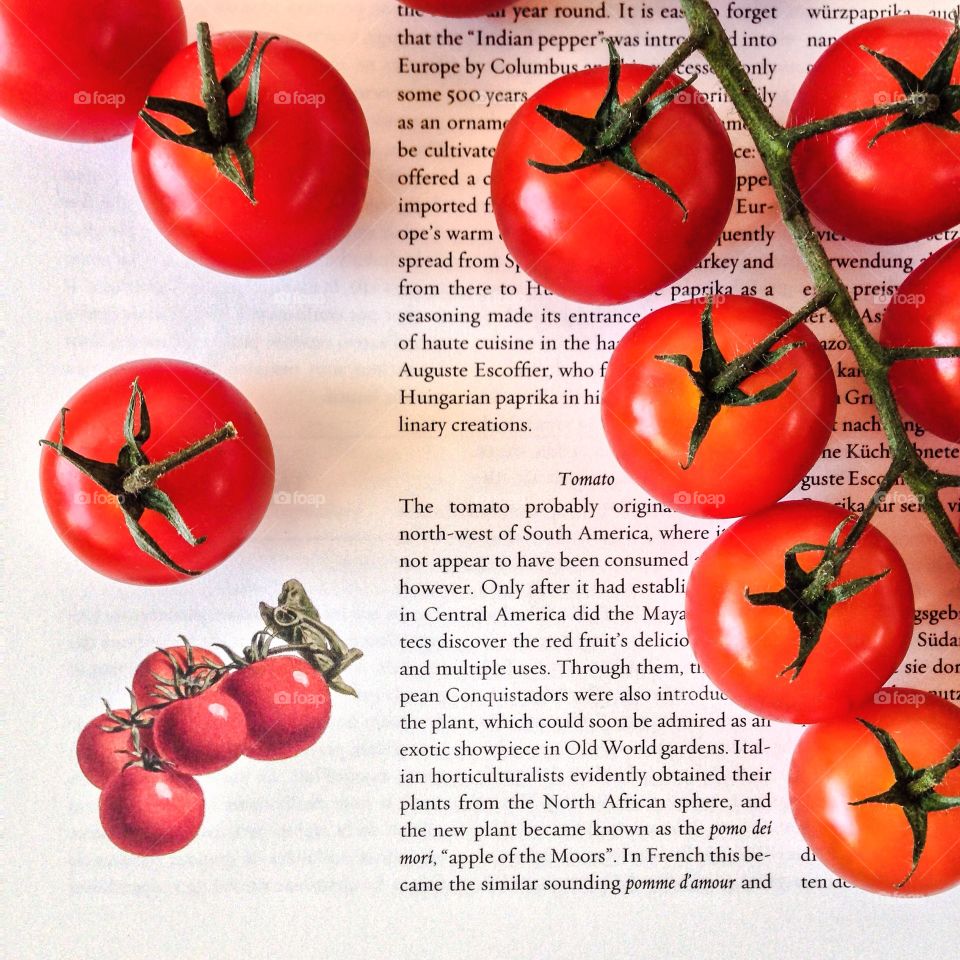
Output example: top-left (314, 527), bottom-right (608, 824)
top-left (122, 422), bottom-right (237, 494)
top-left (679, 0), bottom-right (960, 568)
top-left (785, 92), bottom-right (940, 144)
top-left (885, 345), bottom-right (960, 362)
top-left (196, 22), bottom-right (229, 143)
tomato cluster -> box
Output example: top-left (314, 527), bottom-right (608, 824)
top-left (78, 583), bottom-right (361, 856)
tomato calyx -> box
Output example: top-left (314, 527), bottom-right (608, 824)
top-left (139, 23), bottom-right (278, 203)
top-left (850, 719), bottom-right (960, 888)
top-left (654, 297), bottom-right (812, 467)
top-left (40, 379), bottom-right (238, 575)
top-left (143, 637), bottom-right (229, 702)
top-left (529, 40), bottom-right (699, 217)
top-left (860, 23), bottom-right (960, 145)
top-left (745, 516), bottom-right (890, 680)
top-left (100, 690), bottom-right (154, 747)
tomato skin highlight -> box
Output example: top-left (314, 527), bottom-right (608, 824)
top-left (77, 711), bottom-right (154, 789)
top-left (790, 691), bottom-right (960, 896)
top-left (131, 646), bottom-right (225, 708)
top-left (0, 0), bottom-right (186, 142)
top-left (789, 16), bottom-right (960, 245)
top-left (686, 501), bottom-right (914, 724)
top-left (491, 65), bottom-right (735, 305)
top-left (223, 657), bottom-right (331, 761)
top-left (880, 240), bottom-right (960, 444)
top-left (152, 689), bottom-right (248, 775)
top-left (601, 297), bottom-right (837, 518)
top-left (39, 359), bottom-right (275, 585)
top-left (99, 766), bottom-right (204, 856)
top-left (399, 0), bottom-right (510, 13)
top-left (132, 32), bottom-right (370, 277)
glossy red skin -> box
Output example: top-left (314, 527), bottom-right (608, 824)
top-left (77, 710), bottom-right (154, 789)
top-left (790, 690), bottom-right (960, 896)
top-left (491, 65), bottom-right (735, 305)
top-left (132, 32), bottom-right (370, 277)
top-left (400, 0), bottom-right (510, 14)
top-left (100, 765), bottom-right (204, 856)
top-left (132, 646), bottom-right (224, 707)
top-left (686, 501), bottom-right (914, 724)
top-left (224, 657), bottom-right (331, 761)
top-left (789, 16), bottom-right (960, 245)
top-left (39, 359), bottom-right (275, 585)
top-left (0, 0), bottom-right (185, 141)
top-left (601, 297), bottom-right (837, 518)
top-left (153, 688), bottom-right (248, 775)
top-left (880, 240), bottom-right (960, 444)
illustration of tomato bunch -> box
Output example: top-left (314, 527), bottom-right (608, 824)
top-left (487, 5), bottom-right (960, 895)
top-left (77, 581), bottom-right (362, 856)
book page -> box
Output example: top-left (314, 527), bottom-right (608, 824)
top-left (2, 0), bottom-right (957, 957)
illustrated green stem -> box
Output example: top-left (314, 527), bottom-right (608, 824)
top-left (679, 0), bottom-right (960, 567)
top-left (122, 422), bottom-right (237, 495)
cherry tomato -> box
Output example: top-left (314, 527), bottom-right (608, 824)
top-left (39, 359), bottom-right (275, 585)
top-left (77, 710), bottom-right (154, 789)
top-left (686, 501), bottom-right (914, 724)
top-left (880, 240), bottom-right (960, 444)
top-left (601, 296), bottom-right (837, 518)
top-left (223, 657), bottom-right (331, 761)
top-left (789, 16), bottom-right (960, 245)
top-left (0, 0), bottom-right (186, 141)
top-left (132, 31), bottom-right (370, 276)
top-left (491, 61), bottom-right (734, 304)
top-left (790, 690), bottom-right (960, 896)
top-left (100, 765), bottom-right (204, 856)
top-left (132, 645), bottom-right (225, 707)
top-left (398, 1), bottom-right (510, 14)
top-left (152, 688), bottom-right (247, 775)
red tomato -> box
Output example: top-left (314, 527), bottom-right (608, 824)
top-left (601, 296), bottom-right (837, 518)
top-left (789, 16), bottom-right (960, 245)
top-left (132, 31), bottom-right (370, 276)
top-left (686, 501), bottom-right (914, 724)
top-left (880, 240), bottom-right (960, 444)
top-left (790, 690), bottom-right (960, 896)
top-left (491, 63), bottom-right (734, 304)
top-left (100, 765), bottom-right (204, 856)
top-left (399, 1), bottom-right (510, 14)
top-left (223, 657), bottom-right (331, 761)
top-left (39, 359), bottom-right (275, 585)
top-left (152, 689), bottom-right (247, 775)
top-left (0, 0), bottom-right (186, 141)
top-left (132, 645), bottom-right (225, 707)
top-left (77, 710), bottom-right (154, 789)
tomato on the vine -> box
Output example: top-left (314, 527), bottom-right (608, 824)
top-left (77, 710), bottom-right (153, 789)
top-left (686, 501), bottom-right (914, 724)
top-left (880, 240), bottom-right (960, 444)
top-left (152, 688), bottom-right (248, 775)
top-left (601, 296), bottom-right (837, 518)
top-left (790, 690), bottom-right (960, 896)
top-left (0, 0), bottom-right (186, 142)
top-left (491, 46), bottom-right (735, 304)
top-left (224, 657), bottom-right (331, 761)
top-left (132, 27), bottom-right (370, 277)
top-left (789, 16), bottom-right (960, 245)
top-left (100, 764), bottom-right (204, 856)
top-left (39, 359), bottom-right (275, 585)
top-left (399, 0), bottom-right (510, 14)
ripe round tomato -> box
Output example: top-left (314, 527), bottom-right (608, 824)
top-left (152, 688), bottom-right (247, 775)
top-left (39, 359), bottom-right (275, 585)
top-left (100, 765), bottom-right (204, 856)
top-left (880, 240), bottom-right (960, 444)
top-left (686, 501), bottom-right (914, 724)
top-left (491, 62), bottom-right (734, 304)
top-left (601, 296), bottom-right (837, 518)
top-left (223, 657), bottom-right (331, 761)
top-left (790, 690), bottom-right (960, 896)
top-left (0, 0), bottom-right (186, 141)
top-left (77, 710), bottom-right (154, 789)
top-left (132, 31), bottom-right (370, 276)
top-left (789, 16), bottom-right (960, 245)
top-left (132, 645), bottom-right (225, 707)
top-left (399, 1), bottom-right (510, 14)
